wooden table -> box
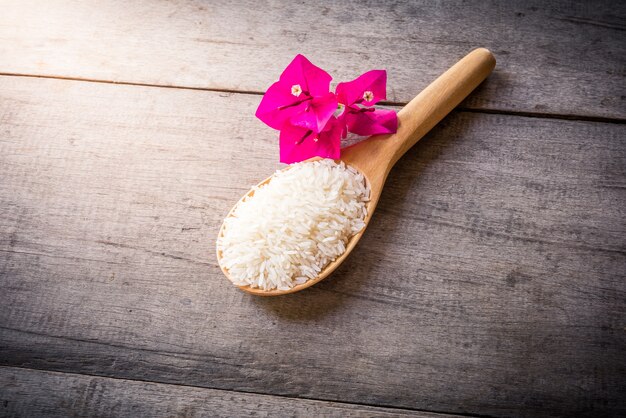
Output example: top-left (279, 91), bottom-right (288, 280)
top-left (1, 1), bottom-right (624, 417)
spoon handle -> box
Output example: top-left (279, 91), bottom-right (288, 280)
top-left (388, 48), bottom-right (496, 168)
top-left (342, 48), bottom-right (495, 182)
top-left (387, 47), bottom-right (496, 167)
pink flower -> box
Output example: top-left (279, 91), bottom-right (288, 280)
top-left (256, 55), bottom-right (340, 162)
top-left (255, 56), bottom-right (398, 164)
top-left (336, 70), bottom-right (398, 136)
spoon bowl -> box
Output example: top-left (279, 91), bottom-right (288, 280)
top-left (217, 48), bottom-right (496, 295)
top-left (217, 155), bottom-right (375, 296)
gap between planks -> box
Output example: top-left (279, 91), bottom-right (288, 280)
top-left (2, 72), bottom-right (624, 125)
top-left (0, 365), bottom-right (485, 418)
top-left (1, 0), bottom-right (624, 119)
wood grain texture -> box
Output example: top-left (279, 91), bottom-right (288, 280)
top-left (0, 367), bottom-right (455, 418)
top-left (0, 76), bottom-right (625, 417)
top-left (1, 0), bottom-right (625, 119)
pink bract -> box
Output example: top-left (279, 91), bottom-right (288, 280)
top-left (288, 92), bottom-right (338, 133)
top-left (345, 108), bottom-right (398, 136)
top-left (279, 117), bottom-right (342, 164)
top-left (336, 69), bottom-right (387, 107)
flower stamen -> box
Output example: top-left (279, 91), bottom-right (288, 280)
top-left (363, 91), bottom-right (374, 102)
top-left (291, 84), bottom-right (302, 97)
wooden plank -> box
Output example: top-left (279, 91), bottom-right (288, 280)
top-left (0, 366), bottom-right (453, 417)
top-left (0, 0), bottom-right (625, 119)
top-left (0, 75), bottom-right (625, 417)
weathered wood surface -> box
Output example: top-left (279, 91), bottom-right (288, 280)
top-left (1, 367), bottom-right (455, 418)
top-left (0, 76), bottom-right (624, 417)
top-left (1, 0), bottom-right (625, 119)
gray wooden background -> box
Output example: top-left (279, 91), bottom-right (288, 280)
top-left (0, 1), bottom-right (624, 417)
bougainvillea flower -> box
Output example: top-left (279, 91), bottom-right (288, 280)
top-left (279, 116), bottom-right (342, 163)
top-left (256, 55), bottom-right (335, 133)
top-left (336, 69), bottom-right (398, 136)
top-left (255, 56), bottom-right (398, 163)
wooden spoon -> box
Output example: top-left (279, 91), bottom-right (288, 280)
top-left (217, 48), bottom-right (496, 296)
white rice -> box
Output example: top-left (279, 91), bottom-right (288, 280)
top-left (217, 159), bottom-right (370, 291)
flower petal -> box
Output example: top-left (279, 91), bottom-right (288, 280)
top-left (336, 70), bottom-right (387, 106)
top-left (255, 81), bottom-right (307, 130)
top-left (345, 108), bottom-right (398, 136)
top-left (288, 92), bottom-right (338, 133)
top-left (279, 54), bottom-right (332, 97)
top-left (318, 117), bottom-right (343, 158)
top-left (279, 119), bottom-right (341, 163)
